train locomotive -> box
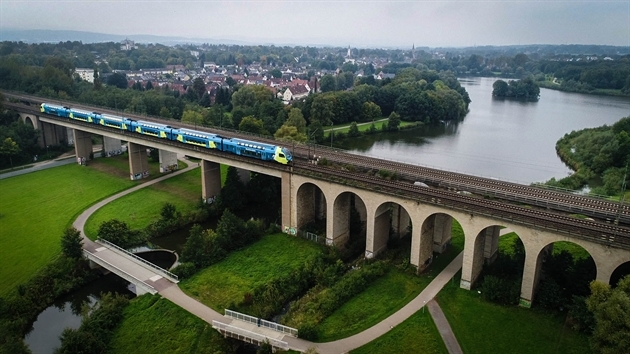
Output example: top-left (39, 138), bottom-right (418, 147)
top-left (40, 103), bottom-right (293, 165)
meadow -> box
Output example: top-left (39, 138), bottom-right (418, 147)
top-left (0, 162), bottom-right (135, 296)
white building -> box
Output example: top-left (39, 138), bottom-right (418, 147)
top-left (75, 68), bottom-right (95, 83)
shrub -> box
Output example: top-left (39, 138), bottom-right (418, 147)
top-left (171, 262), bottom-right (198, 279)
top-left (479, 275), bottom-right (520, 305)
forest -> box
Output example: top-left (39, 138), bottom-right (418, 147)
top-left (547, 116), bottom-right (630, 197)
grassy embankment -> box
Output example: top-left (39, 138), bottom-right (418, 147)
top-left (324, 118), bottom-right (418, 135)
top-left (109, 295), bottom-right (232, 354)
top-left (83, 165), bottom-right (204, 239)
top-left (313, 222), bottom-right (465, 342)
top-left (180, 233), bottom-right (324, 312)
top-left (0, 161), bottom-right (138, 296)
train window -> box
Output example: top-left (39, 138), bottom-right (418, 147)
top-left (279, 153), bottom-right (285, 158)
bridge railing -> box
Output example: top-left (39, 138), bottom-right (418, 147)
top-left (212, 320), bottom-right (289, 350)
top-left (96, 238), bottom-right (179, 282)
top-left (225, 309), bottom-right (298, 337)
top-left (84, 250), bottom-right (157, 295)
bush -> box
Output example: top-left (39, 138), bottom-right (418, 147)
top-left (537, 278), bottom-right (565, 310)
top-left (297, 321), bottom-right (318, 340)
top-left (479, 275), bottom-right (521, 305)
top-left (171, 262), bottom-right (198, 279)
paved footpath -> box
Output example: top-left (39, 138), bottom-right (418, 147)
top-left (428, 299), bottom-right (463, 354)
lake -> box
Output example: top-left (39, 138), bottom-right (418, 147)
top-left (338, 77), bottom-right (630, 184)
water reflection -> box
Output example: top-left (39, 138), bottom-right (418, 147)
top-left (337, 121), bottom-right (461, 152)
top-left (24, 274), bottom-right (134, 354)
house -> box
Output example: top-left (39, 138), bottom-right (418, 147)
top-left (283, 84), bottom-right (310, 102)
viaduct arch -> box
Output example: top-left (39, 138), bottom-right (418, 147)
top-left (288, 174), bottom-right (630, 306)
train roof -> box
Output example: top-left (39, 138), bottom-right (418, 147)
top-left (230, 138), bottom-right (278, 151)
top-left (42, 103), bottom-right (66, 109)
top-left (135, 120), bottom-right (171, 129)
top-left (100, 114), bottom-right (126, 121)
top-left (176, 128), bottom-right (217, 137)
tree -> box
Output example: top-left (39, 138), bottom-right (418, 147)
top-left (93, 67), bottom-right (102, 90)
top-left (97, 219), bottom-right (134, 248)
top-left (492, 80), bottom-right (509, 97)
top-left (192, 77), bottom-right (206, 99)
top-left (269, 69), bottom-right (282, 78)
top-left (0, 137), bottom-right (20, 169)
top-left (286, 108), bottom-right (307, 133)
top-left (106, 72), bottom-right (128, 89)
top-left (387, 112), bottom-right (401, 131)
top-left (221, 166), bottom-right (245, 211)
top-left (274, 125), bottom-right (306, 143)
top-left (587, 276), bottom-right (630, 353)
top-left (361, 101), bottom-right (382, 122)
top-left (348, 122), bottom-right (360, 137)
top-left (61, 227), bottom-right (83, 259)
top-left (145, 80), bottom-right (154, 90)
top-left (239, 116), bottom-right (269, 135)
top-left (181, 110), bottom-right (204, 126)
top-left (320, 74), bottom-right (336, 92)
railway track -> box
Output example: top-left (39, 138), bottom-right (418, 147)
top-left (294, 161), bottom-right (630, 249)
top-left (4, 92), bottom-right (629, 235)
top-left (302, 144), bottom-right (630, 225)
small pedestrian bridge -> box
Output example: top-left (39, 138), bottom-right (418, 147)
top-left (83, 238), bottom-right (179, 295)
top-left (212, 309), bottom-right (298, 351)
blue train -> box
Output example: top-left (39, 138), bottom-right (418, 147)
top-left (40, 103), bottom-right (293, 164)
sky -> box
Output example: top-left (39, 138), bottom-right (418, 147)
top-left (1, 0), bottom-right (629, 48)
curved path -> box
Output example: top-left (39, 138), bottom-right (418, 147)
top-left (72, 160), bottom-right (465, 354)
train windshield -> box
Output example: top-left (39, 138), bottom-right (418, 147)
top-left (282, 148), bottom-right (293, 161)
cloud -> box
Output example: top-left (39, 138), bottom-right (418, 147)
top-left (1, 0), bottom-right (628, 46)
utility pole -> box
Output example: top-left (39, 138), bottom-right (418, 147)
top-left (615, 163), bottom-right (628, 227)
top-left (330, 122), bottom-right (333, 147)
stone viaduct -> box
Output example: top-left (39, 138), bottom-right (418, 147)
top-left (16, 107), bottom-right (630, 308)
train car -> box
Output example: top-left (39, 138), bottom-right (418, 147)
top-left (40, 103), bottom-right (70, 118)
top-left (174, 128), bottom-right (221, 149)
top-left (222, 137), bottom-right (292, 164)
top-left (131, 120), bottom-right (174, 139)
top-left (69, 108), bottom-right (99, 123)
top-left (95, 113), bottom-right (133, 131)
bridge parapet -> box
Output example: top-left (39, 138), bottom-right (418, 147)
top-left (212, 320), bottom-right (289, 350)
top-left (83, 250), bottom-right (157, 295)
top-left (225, 309), bottom-right (298, 337)
top-left (96, 238), bottom-right (179, 283)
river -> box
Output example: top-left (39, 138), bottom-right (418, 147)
top-left (337, 77), bottom-right (630, 184)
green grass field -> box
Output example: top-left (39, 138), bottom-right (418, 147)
top-left (314, 221), bottom-right (465, 342)
top-left (180, 233), bottom-right (323, 312)
top-left (109, 295), bottom-right (231, 354)
top-left (0, 163), bottom-right (135, 296)
top-left (324, 119), bottom-right (419, 135)
top-left (350, 310), bottom-right (447, 354)
top-left (316, 269), bottom-right (428, 342)
top-left (437, 272), bottom-right (591, 354)
top-left (84, 167), bottom-right (202, 239)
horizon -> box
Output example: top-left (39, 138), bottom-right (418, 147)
top-left (1, 1), bottom-right (628, 48)
top-left (2, 28), bottom-right (629, 51)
